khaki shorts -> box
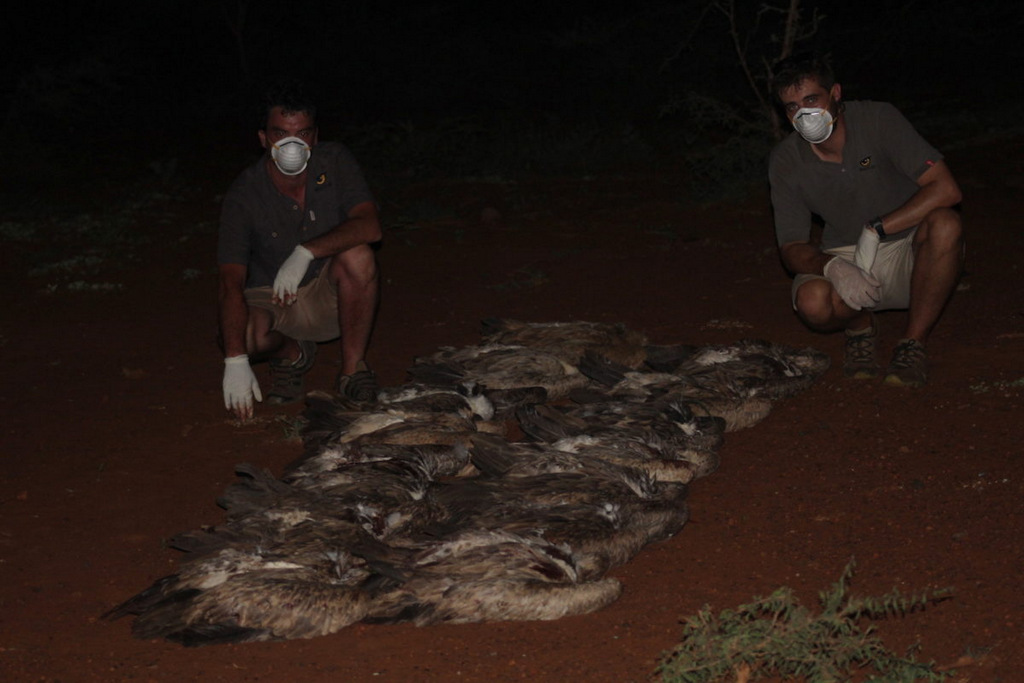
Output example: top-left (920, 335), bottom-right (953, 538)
top-left (792, 229), bottom-right (916, 311)
top-left (244, 266), bottom-right (340, 342)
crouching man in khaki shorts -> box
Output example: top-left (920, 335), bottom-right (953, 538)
top-left (769, 53), bottom-right (964, 388)
top-left (218, 85), bottom-right (381, 421)
top-left (791, 233), bottom-right (915, 320)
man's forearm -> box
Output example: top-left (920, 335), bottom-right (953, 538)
top-left (218, 263), bottom-right (251, 357)
top-left (780, 242), bottom-right (833, 276)
top-left (219, 290), bottom-right (249, 358)
top-left (877, 160), bottom-right (962, 235)
top-left (302, 202), bottom-right (382, 259)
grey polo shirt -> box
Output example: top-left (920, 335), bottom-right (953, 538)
top-left (769, 100), bottom-right (943, 250)
top-left (218, 141), bottom-right (375, 288)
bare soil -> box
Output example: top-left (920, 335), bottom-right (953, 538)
top-left (2, 134), bottom-right (1022, 682)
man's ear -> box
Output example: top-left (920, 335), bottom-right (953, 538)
top-left (258, 129), bottom-right (268, 149)
top-left (831, 83), bottom-right (842, 103)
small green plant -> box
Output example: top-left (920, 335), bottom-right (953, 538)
top-left (655, 559), bottom-right (952, 683)
top-left (969, 377), bottom-right (1024, 394)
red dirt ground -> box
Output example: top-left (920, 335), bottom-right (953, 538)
top-left (3, 134), bottom-right (1022, 682)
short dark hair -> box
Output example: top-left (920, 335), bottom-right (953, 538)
top-left (770, 52), bottom-right (835, 102)
top-left (259, 82), bottom-right (317, 130)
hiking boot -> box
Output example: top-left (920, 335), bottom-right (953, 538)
top-left (884, 339), bottom-right (927, 388)
top-left (266, 339), bottom-right (318, 404)
top-left (843, 317), bottom-right (880, 379)
top-left (337, 360), bottom-right (379, 403)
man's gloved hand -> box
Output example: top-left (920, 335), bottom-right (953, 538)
top-left (854, 225), bottom-right (881, 274)
top-left (273, 245), bottom-right (315, 305)
top-left (223, 355), bottom-right (262, 419)
top-left (823, 256), bottom-right (881, 311)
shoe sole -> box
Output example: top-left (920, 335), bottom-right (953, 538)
top-left (336, 369), bottom-right (379, 403)
top-left (266, 394), bottom-right (304, 405)
top-left (844, 368), bottom-right (881, 380)
top-left (883, 373), bottom-right (925, 388)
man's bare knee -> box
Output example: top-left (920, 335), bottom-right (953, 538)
top-left (795, 280), bottom-right (833, 326)
top-left (916, 208), bottom-right (963, 253)
top-left (245, 306), bottom-right (278, 352)
top-left (329, 246), bottom-right (378, 288)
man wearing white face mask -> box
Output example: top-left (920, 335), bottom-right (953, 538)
top-left (768, 53), bottom-right (963, 388)
top-left (217, 84), bottom-right (382, 420)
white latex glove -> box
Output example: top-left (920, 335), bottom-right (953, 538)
top-left (823, 256), bottom-right (882, 311)
top-left (272, 245), bottom-right (315, 305)
top-left (223, 355), bottom-right (262, 419)
top-left (854, 226), bottom-right (881, 274)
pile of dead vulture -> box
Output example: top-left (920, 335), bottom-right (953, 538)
top-left (104, 320), bottom-right (830, 646)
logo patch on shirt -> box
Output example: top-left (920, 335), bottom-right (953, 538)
top-left (316, 173), bottom-right (327, 185)
top-left (859, 156), bottom-right (872, 168)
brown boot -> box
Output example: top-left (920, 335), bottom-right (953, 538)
top-left (843, 315), bottom-right (880, 379)
top-left (884, 339), bottom-right (928, 388)
top-left (336, 360), bottom-right (380, 403)
top-left (266, 340), bottom-right (318, 404)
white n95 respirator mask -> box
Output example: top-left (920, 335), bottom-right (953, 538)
top-left (271, 136), bottom-right (312, 175)
top-left (792, 107), bottom-right (836, 144)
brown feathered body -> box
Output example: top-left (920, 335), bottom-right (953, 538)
top-left (104, 322), bottom-right (829, 646)
top-left (480, 318), bottom-right (649, 368)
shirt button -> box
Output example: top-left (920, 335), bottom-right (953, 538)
top-left (292, 205), bottom-right (299, 210)
top-left (271, 232), bottom-right (278, 237)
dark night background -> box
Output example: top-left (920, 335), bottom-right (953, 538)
top-left (4, 0), bottom-right (1021, 188)
top-left (3, 5), bottom-right (1024, 679)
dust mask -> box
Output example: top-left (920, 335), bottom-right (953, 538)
top-left (270, 136), bottom-right (311, 175)
top-left (792, 107), bottom-right (836, 144)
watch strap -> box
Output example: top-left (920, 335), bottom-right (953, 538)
top-left (868, 217), bottom-right (886, 238)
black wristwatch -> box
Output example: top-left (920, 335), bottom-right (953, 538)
top-left (867, 216), bottom-right (886, 238)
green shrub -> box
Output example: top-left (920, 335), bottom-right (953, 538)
top-left (656, 559), bottom-right (952, 683)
